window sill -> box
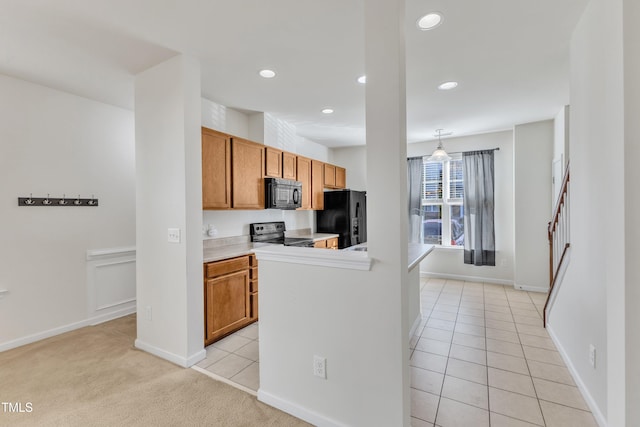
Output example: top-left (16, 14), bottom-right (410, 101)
top-left (431, 245), bottom-right (464, 250)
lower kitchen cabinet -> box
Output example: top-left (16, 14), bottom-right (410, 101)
top-left (204, 254), bottom-right (258, 346)
top-left (314, 237), bottom-right (339, 250)
top-left (327, 237), bottom-right (339, 249)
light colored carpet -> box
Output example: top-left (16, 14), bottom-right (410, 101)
top-left (0, 315), bottom-right (310, 426)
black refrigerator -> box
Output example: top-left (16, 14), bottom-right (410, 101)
top-left (316, 190), bottom-right (367, 249)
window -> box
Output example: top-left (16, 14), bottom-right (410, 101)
top-left (421, 155), bottom-right (464, 246)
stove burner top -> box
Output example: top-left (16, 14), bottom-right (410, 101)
top-left (250, 221), bottom-right (314, 247)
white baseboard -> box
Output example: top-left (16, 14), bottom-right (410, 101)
top-left (257, 389), bottom-right (349, 427)
top-left (513, 284), bottom-right (548, 293)
top-left (420, 272), bottom-right (514, 286)
top-left (546, 324), bottom-right (608, 427)
top-left (187, 349), bottom-right (207, 367)
top-left (134, 339), bottom-right (206, 368)
top-left (544, 247), bottom-right (571, 322)
top-left (0, 306), bottom-right (136, 353)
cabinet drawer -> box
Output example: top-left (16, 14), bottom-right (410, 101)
top-left (206, 256), bottom-right (250, 278)
top-left (250, 279), bottom-right (258, 293)
top-left (250, 293), bottom-right (259, 320)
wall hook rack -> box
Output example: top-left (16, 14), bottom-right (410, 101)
top-left (18, 193), bottom-right (99, 207)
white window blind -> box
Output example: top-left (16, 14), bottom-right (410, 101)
top-left (421, 154), bottom-right (464, 246)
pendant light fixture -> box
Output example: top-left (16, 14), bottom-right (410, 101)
top-left (428, 129), bottom-right (452, 161)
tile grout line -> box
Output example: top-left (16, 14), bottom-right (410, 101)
top-left (411, 278), bottom-right (444, 425)
top-left (419, 280), bottom-right (594, 427)
top-left (482, 281), bottom-right (493, 426)
top-left (434, 279), bottom-right (464, 426)
top-left (508, 288), bottom-right (547, 427)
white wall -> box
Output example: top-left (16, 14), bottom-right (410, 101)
top-left (329, 146), bottom-right (367, 191)
top-left (0, 73), bottom-right (136, 351)
top-left (553, 106), bottom-right (570, 206)
top-left (201, 97), bottom-right (250, 138)
top-left (203, 210), bottom-right (314, 239)
top-left (257, 257), bottom-right (400, 426)
top-left (332, 131), bottom-right (515, 285)
top-left (514, 120), bottom-right (554, 291)
top-left (134, 55), bottom-right (204, 367)
top-left (296, 136), bottom-right (329, 161)
top-left (409, 131), bottom-right (515, 284)
top-left (547, 0), bottom-right (619, 424)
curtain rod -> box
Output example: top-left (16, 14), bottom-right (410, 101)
top-left (407, 147), bottom-right (500, 160)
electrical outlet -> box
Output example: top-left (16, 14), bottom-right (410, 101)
top-left (313, 355), bottom-right (327, 379)
top-left (167, 228), bottom-right (181, 243)
top-left (145, 305), bottom-right (152, 321)
top-left (589, 344), bottom-right (596, 368)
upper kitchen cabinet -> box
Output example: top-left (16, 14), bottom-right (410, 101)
top-left (311, 160), bottom-right (325, 210)
top-left (323, 163), bottom-right (346, 190)
top-left (265, 146), bottom-right (283, 178)
top-left (232, 137), bottom-right (265, 209)
top-left (282, 151), bottom-right (297, 180)
top-left (266, 147), bottom-right (297, 181)
top-left (335, 166), bottom-right (346, 189)
top-left (296, 156), bottom-right (312, 210)
top-left (202, 127), bottom-right (231, 209)
top-left (323, 163), bottom-right (336, 188)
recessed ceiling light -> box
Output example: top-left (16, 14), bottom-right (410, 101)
top-left (357, 75), bottom-right (366, 84)
top-left (438, 81), bottom-right (458, 90)
top-left (259, 69), bottom-right (276, 78)
top-left (321, 108), bottom-right (334, 114)
top-left (417, 12), bottom-right (443, 31)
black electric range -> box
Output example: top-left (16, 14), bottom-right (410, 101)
top-left (249, 221), bottom-right (315, 248)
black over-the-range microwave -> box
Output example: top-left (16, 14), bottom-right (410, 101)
top-left (265, 178), bottom-right (302, 210)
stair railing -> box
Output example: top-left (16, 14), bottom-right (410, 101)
top-left (544, 163), bottom-right (570, 327)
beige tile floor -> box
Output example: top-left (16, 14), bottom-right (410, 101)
top-left (194, 278), bottom-right (598, 426)
top-left (195, 322), bottom-right (260, 393)
top-left (411, 278), bottom-right (598, 427)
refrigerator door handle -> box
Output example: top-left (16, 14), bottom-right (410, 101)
top-left (353, 202), bottom-right (361, 242)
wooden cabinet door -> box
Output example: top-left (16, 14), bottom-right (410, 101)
top-left (314, 239), bottom-right (327, 249)
top-left (265, 146), bottom-right (283, 178)
top-left (297, 156), bottom-right (312, 210)
top-left (282, 152), bottom-right (297, 180)
top-left (202, 128), bottom-right (231, 209)
top-left (335, 167), bottom-right (346, 189)
top-left (311, 160), bottom-right (325, 210)
top-left (231, 138), bottom-right (265, 209)
top-left (205, 270), bottom-right (251, 344)
top-left (324, 163), bottom-right (336, 188)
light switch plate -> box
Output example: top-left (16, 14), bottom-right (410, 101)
top-left (168, 228), bottom-right (181, 243)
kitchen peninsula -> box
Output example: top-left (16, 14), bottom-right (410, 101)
top-left (252, 243), bottom-right (433, 425)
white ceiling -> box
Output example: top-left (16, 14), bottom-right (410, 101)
top-left (0, 0), bottom-right (588, 147)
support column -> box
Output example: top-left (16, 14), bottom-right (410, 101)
top-left (365, 0), bottom-right (410, 424)
top-left (134, 55), bottom-right (205, 367)
top-left (623, 0), bottom-right (640, 424)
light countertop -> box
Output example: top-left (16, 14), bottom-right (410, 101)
top-left (284, 230), bottom-right (339, 241)
top-left (203, 230), bottom-right (339, 263)
top-left (408, 243), bottom-right (435, 271)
